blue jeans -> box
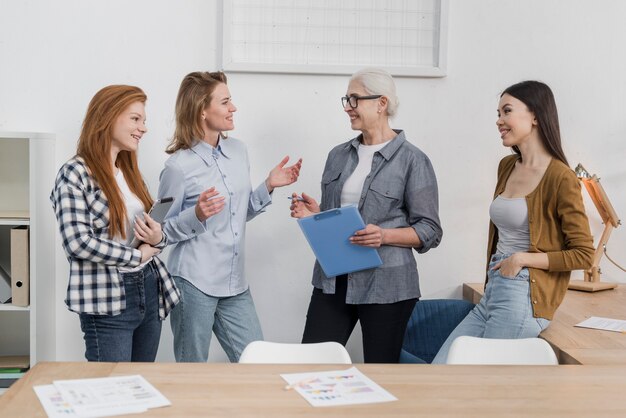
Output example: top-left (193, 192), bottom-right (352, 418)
top-left (79, 261), bottom-right (162, 362)
top-left (432, 253), bottom-right (551, 364)
top-left (170, 277), bottom-right (263, 363)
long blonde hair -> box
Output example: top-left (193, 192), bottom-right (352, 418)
top-left (166, 71), bottom-right (228, 154)
top-left (77, 85), bottom-right (153, 239)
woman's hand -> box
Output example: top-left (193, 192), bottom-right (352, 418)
top-left (195, 187), bottom-right (225, 222)
top-left (350, 224), bottom-right (385, 248)
top-left (290, 192), bottom-right (320, 218)
top-left (266, 156), bottom-right (302, 193)
top-left (138, 243), bottom-right (161, 263)
top-left (491, 253), bottom-right (524, 278)
top-left (134, 212), bottom-right (163, 246)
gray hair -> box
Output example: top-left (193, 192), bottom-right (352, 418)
top-left (350, 68), bottom-right (399, 117)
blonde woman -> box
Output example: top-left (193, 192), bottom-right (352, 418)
top-left (159, 71), bottom-right (301, 362)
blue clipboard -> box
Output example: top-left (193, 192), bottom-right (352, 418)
top-left (297, 205), bottom-right (383, 277)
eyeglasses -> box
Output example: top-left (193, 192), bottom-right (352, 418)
top-left (341, 95), bottom-right (382, 109)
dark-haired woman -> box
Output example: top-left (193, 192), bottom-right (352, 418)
top-left (432, 81), bottom-right (594, 363)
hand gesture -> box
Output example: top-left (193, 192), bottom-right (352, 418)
top-left (266, 156), bottom-right (302, 193)
top-left (195, 187), bottom-right (225, 222)
top-left (290, 192), bottom-right (320, 218)
top-left (350, 224), bottom-right (385, 248)
top-left (490, 253), bottom-right (523, 278)
top-left (138, 243), bottom-right (161, 263)
top-left (134, 212), bottom-right (163, 246)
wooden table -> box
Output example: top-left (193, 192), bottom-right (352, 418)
top-left (464, 283), bottom-right (626, 365)
top-left (2, 362), bottom-right (626, 417)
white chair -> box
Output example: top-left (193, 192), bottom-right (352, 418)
top-left (446, 336), bottom-right (558, 365)
top-left (238, 341), bottom-right (352, 364)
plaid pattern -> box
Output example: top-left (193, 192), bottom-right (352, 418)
top-left (50, 156), bottom-right (180, 319)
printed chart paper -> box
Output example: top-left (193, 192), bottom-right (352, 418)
top-left (34, 375), bottom-right (169, 417)
top-left (281, 366), bottom-right (397, 407)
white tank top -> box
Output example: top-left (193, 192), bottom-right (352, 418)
top-left (114, 169), bottom-right (150, 272)
top-left (489, 195), bottom-right (530, 254)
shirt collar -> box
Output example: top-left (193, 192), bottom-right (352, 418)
top-left (191, 137), bottom-right (232, 165)
top-left (349, 129), bottom-right (406, 161)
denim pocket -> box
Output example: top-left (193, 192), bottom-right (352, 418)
top-left (500, 267), bottom-right (530, 281)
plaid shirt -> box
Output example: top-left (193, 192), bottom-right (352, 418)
top-left (50, 156), bottom-right (180, 318)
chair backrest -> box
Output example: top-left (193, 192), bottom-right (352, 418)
top-left (446, 336), bottom-right (558, 365)
top-left (238, 341), bottom-right (352, 364)
top-left (401, 299), bottom-right (475, 364)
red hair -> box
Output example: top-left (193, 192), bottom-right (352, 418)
top-left (77, 85), bottom-right (153, 239)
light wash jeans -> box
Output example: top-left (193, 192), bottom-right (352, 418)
top-left (170, 276), bottom-right (263, 363)
top-left (432, 253), bottom-right (550, 364)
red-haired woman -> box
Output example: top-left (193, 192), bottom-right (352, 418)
top-left (51, 85), bottom-right (180, 362)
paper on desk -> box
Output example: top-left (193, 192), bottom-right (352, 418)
top-left (281, 366), bottom-right (397, 407)
top-left (33, 384), bottom-right (144, 418)
top-left (34, 375), bottom-right (169, 417)
top-left (575, 316), bottom-right (626, 332)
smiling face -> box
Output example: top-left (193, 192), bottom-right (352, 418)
top-left (202, 82), bottom-right (237, 137)
top-left (496, 93), bottom-right (537, 148)
top-left (111, 101), bottom-right (147, 154)
top-left (343, 79), bottom-right (381, 132)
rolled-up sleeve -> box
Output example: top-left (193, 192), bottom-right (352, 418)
top-left (405, 155), bottom-right (443, 253)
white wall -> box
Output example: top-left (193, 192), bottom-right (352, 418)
top-left (1, 0), bottom-right (625, 363)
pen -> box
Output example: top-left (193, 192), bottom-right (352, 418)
top-left (287, 196), bottom-right (305, 202)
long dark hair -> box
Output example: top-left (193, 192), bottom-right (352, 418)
top-left (501, 81), bottom-right (568, 166)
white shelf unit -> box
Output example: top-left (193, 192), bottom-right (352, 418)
top-left (0, 132), bottom-right (56, 366)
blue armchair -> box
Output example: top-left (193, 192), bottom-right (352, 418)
top-left (400, 299), bottom-right (475, 364)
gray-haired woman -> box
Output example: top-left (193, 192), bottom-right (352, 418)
top-left (290, 68), bottom-right (443, 363)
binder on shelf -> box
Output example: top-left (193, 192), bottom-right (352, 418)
top-left (297, 205), bottom-right (383, 277)
top-left (0, 355), bottom-right (29, 371)
top-left (10, 226), bottom-right (29, 307)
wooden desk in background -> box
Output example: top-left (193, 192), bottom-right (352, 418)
top-left (464, 283), bottom-right (626, 365)
top-left (2, 362), bottom-right (626, 417)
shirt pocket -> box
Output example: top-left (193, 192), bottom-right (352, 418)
top-left (321, 169), bottom-right (342, 206)
top-left (367, 179), bottom-right (404, 222)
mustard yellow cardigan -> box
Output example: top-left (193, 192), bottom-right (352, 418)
top-left (486, 155), bottom-right (594, 319)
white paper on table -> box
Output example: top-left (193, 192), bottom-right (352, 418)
top-left (575, 316), bottom-right (626, 332)
top-left (52, 375), bottom-right (169, 417)
top-left (280, 366), bottom-right (397, 407)
top-left (33, 384), bottom-right (144, 418)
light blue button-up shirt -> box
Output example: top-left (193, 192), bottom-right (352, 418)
top-left (158, 138), bottom-right (271, 297)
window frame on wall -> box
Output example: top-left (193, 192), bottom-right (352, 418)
top-left (219, 0), bottom-right (449, 78)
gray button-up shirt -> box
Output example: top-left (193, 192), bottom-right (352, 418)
top-left (312, 130), bottom-right (442, 303)
top-left (158, 138), bottom-right (271, 297)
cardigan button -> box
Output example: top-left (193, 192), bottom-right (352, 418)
top-left (533, 300), bottom-right (537, 304)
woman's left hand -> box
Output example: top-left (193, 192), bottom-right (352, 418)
top-left (266, 156), bottom-right (303, 192)
top-left (491, 253), bottom-right (524, 278)
top-left (350, 224), bottom-right (385, 248)
top-left (134, 212), bottom-right (163, 246)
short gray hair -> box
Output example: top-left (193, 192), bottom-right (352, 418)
top-left (350, 68), bottom-right (399, 117)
